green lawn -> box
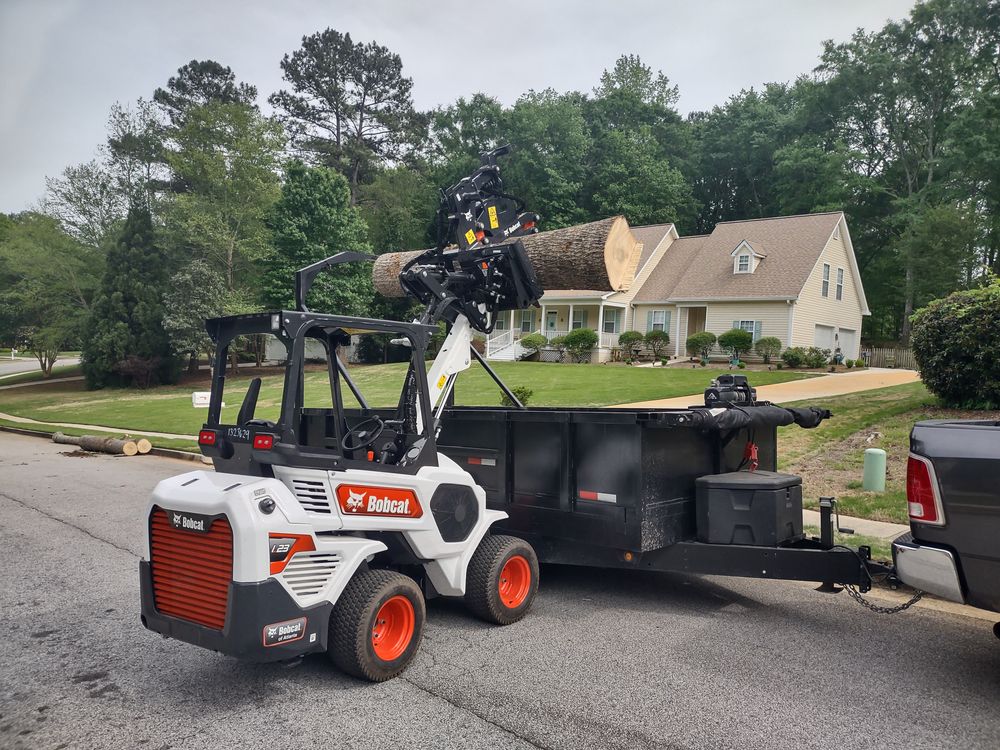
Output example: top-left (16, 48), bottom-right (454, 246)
top-left (0, 361), bottom-right (810, 439)
top-left (780, 382), bottom-right (998, 524)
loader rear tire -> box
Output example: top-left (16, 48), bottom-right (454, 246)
top-left (465, 535), bottom-right (539, 625)
top-left (328, 569), bottom-right (425, 682)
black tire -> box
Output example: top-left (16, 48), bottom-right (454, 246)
top-left (465, 534), bottom-right (539, 625)
top-left (328, 569), bottom-right (425, 682)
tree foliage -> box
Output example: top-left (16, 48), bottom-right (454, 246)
top-left (644, 329), bottom-right (669, 358)
top-left (82, 205), bottom-right (178, 388)
top-left (563, 328), bottom-right (599, 363)
top-left (262, 161), bottom-right (372, 315)
top-left (162, 259), bottom-right (226, 372)
top-left (618, 330), bottom-right (644, 360)
top-left (754, 336), bottom-right (782, 363)
top-left (270, 29), bottom-right (419, 199)
top-left (154, 59), bottom-right (258, 126)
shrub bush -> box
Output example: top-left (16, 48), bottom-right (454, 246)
top-left (518, 333), bottom-right (547, 360)
top-left (718, 328), bottom-right (753, 362)
top-left (501, 385), bottom-right (533, 407)
top-left (754, 336), bottom-right (782, 364)
top-left (781, 347), bottom-right (806, 368)
top-left (644, 329), bottom-right (669, 359)
top-left (686, 331), bottom-right (716, 359)
top-left (911, 280), bottom-right (1000, 408)
top-left (563, 328), bottom-right (599, 363)
top-left (804, 346), bottom-right (831, 368)
top-left (855, 358), bottom-right (866, 368)
top-left (618, 330), bottom-right (644, 360)
top-left (845, 358), bottom-right (855, 369)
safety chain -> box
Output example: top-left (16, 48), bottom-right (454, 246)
top-left (844, 584), bottom-right (924, 614)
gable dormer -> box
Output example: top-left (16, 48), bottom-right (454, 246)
top-left (731, 240), bottom-right (765, 274)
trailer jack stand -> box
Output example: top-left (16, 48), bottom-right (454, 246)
top-left (815, 496), bottom-right (843, 593)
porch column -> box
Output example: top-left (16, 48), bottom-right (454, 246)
top-left (568, 303), bottom-right (575, 331)
top-left (540, 304), bottom-right (547, 336)
top-left (510, 309), bottom-right (515, 332)
top-left (597, 303), bottom-right (605, 347)
top-left (675, 307), bottom-right (682, 358)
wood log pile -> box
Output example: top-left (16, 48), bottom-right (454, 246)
top-left (372, 216), bottom-right (642, 298)
top-left (52, 432), bottom-right (152, 456)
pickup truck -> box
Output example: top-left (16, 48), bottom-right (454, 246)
top-left (892, 419), bottom-right (1000, 631)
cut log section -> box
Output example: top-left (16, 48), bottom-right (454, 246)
top-left (136, 438), bottom-right (152, 455)
top-left (372, 216), bottom-right (641, 298)
top-left (52, 431), bottom-right (139, 456)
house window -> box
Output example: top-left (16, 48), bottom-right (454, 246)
top-left (649, 309), bottom-right (667, 331)
top-left (836, 268), bottom-right (844, 301)
top-left (571, 310), bottom-right (588, 330)
top-left (737, 254), bottom-right (750, 273)
top-left (520, 310), bottom-right (533, 333)
top-left (822, 264), bottom-right (830, 297)
top-left (603, 308), bottom-right (620, 334)
top-left (494, 314), bottom-right (506, 331)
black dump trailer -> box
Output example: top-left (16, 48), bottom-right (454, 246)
top-left (438, 404), bottom-right (882, 590)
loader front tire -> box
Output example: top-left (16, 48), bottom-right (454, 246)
top-left (328, 569), bottom-right (425, 682)
top-left (465, 535), bottom-right (539, 625)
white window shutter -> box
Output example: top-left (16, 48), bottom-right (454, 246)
top-left (664, 311), bottom-right (672, 335)
top-left (754, 321), bottom-right (762, 342)
top-left (732, 320), bottom-right (739, 330)
top-left (646, 311), bottom-right (654, 333)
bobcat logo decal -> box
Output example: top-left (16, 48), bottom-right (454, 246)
top-left (172, 513), bottom-right (183, 526)
top-left (335, 485), bottom-right (422, 518)
top-left (346, 489), bottom-right (366, 511)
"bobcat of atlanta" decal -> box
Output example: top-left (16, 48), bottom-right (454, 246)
top-left (335, 485), bottom-right (422, 518)
top-left (262, 617), bottom-right (307, 647)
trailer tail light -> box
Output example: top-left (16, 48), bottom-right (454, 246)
top-left (149, 507), bottom-right (233, 630)
top-left (253, 434), bottom-right (274, 450)
top-left (198, 430), bottom-right (217, 446)
top-left (907, 453), bottom-right (945, 526)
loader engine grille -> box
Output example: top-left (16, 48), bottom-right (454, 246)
top-left (149, 507), bottom-right (233, 630)
top-left (291, 479), bottom-right (333, 515)
top-left (278, 552), bottom-right (340, 600)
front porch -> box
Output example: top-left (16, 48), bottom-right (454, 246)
top-left (485, 297), bottom-right (626, 362)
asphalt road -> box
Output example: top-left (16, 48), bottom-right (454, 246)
top-left (0, 357), bottom-right (79, 378)
top-left (1, 432), bottom-right (998, 750)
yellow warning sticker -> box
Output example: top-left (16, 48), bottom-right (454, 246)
top-left (437, 375), bottom-right (447, 389)
top-left (487, 205), bottom-right (499, 229)
top-left (464, 229), bottom-right (476, 245)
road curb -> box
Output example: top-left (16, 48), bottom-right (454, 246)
top-left (1, 425), bottom-right (208, 463)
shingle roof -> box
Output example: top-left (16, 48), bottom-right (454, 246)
top-left (635, 212), bottom-right (843, 302)
top-left (632, 235), bottom-right (709, 301)
top-left (630, 223), bottom-right (675, 272)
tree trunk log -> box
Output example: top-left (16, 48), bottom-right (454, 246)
top-left (52, 431), bottom-right (138, 456)
top-left (135, 438), bottom-right (152, 454)
top-left (372, 216), bottom-right (641, 298)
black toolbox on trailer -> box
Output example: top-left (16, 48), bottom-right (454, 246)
top-left (695, 471), bottom-right (803, 546)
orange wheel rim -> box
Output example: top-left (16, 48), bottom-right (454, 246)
top-left (498, 555), bottom-right (531, 609)
top-left (371, 595), bottom-right (415, 661)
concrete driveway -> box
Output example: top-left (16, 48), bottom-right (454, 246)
top-left (1, 432), bottom-right (997, 750)
top-left (619, 367), bottom-right (921, 408)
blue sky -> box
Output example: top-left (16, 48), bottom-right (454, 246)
top-left (0, 0), bottom-right (917, 213)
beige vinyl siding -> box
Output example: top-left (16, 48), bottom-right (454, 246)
top-left (616, 232), bottom-right (679, 328)
top-left (791, 219), bottom-right (865, 358)
top-left (630, 303), bottom-right (678, 334)
top-left (703, 301), bottom-right (793, 345)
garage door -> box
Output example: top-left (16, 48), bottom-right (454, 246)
top-left (814, 324), bottom-right (835, 350)
top-left (838, 328), bottom-right (857, 359)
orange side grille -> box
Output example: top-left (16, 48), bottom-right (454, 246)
top-left (149, 507), bottom-right (233, 630)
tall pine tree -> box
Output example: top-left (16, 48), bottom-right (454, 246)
top-left (82, 204), bottom-right (178, 388)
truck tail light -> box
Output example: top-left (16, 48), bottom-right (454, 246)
top-left (198, 430), bottom-right (217, 446)
top-left (253, 434), bottom-right (275, 450)
top-left (907, 453), bottom-right (945, 526)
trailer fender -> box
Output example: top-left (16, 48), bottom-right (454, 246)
top-left (422, 509), bottom-right (507, 597)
